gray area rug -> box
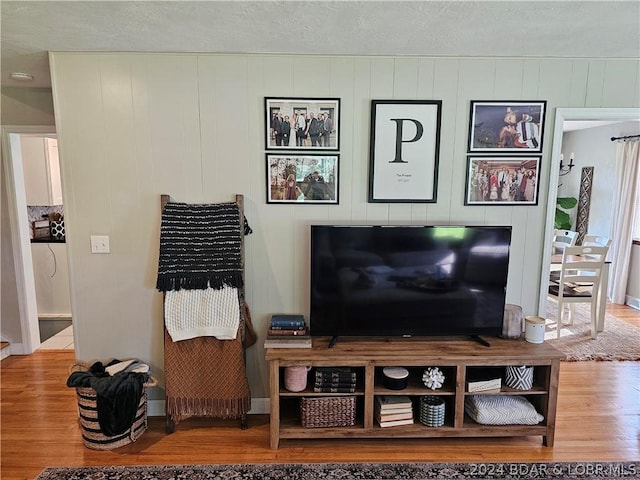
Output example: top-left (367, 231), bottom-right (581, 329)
top-left (35, 462), bottom-right (640, 480)
top-left (544, 300), bottom-right (640, 361)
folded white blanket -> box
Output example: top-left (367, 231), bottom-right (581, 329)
top-left (164, 286), bottom-right (240, 342)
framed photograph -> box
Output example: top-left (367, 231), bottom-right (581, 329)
top-left (265, 97), bottom-right (340, 151)
top-left (368, 100), bottom-right (441, 203)
top-left (266, 154), bottom-right (339, 204)
top-left (464, 156), bottom-right (541, 205)
top-left (468, 101), bottom-right (546, 153)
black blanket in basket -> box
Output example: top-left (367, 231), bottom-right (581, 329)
top-left (67, 368), bottom-right (149, 436)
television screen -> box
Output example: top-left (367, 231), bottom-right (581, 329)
top-left (310, 225), bottom-right (511, 338)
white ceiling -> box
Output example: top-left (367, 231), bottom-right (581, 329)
top-left (2, 1), bottom-right (639, 89)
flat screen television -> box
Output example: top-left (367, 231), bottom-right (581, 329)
top-left (310, 225), bottom-right (511, 340)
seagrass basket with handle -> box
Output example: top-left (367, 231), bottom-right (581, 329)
top-left (69, 362), bottom-right (157, 450)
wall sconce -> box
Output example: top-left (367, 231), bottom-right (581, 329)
top-left (559, 152), bottom-right (575, 176)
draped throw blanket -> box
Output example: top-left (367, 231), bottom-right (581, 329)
top-left (156, 202), bottom-right (243, 292)
top-left (164, 286), bottom-right (240, 342)
top-left (164, 327), bottom-right (250, 421)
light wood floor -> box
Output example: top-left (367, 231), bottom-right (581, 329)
top-left (1, 304), bottom-right (638, 480)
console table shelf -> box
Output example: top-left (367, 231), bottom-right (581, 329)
top-left (266, 336), bottom-right (563, 449)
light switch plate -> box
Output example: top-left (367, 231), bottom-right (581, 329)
top-left (90, 235), bottom-right (110, 254)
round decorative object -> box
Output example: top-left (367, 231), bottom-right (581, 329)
top-left (382, 367), bottom-right (409, 390)
top-left (422, 367), bottom-right (445, 390)
top-left (419, 395), bottom-right (445, 427)
top-left (524, 316), bottom-right (545, 344)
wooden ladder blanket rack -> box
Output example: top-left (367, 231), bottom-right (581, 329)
top-left (159, 194), bottom-right (252, 433)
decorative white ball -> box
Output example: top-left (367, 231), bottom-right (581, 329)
top-left (422, 367), bottom-right (445, 390)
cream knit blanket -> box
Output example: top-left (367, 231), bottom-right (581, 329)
top-left (164, 286), bottom-right (240, 342)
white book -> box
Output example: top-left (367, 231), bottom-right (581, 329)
top-left (375, 395), bottom-right (412, 411)
top-left (375, 406), bottom-right (413, 416)
top-left (377, 418), bottom-right (415, 428)
top-left (263, 337), bottom-right (312, 349)
top-left (466, 378), bottom-right (502, 393)
top-left (376, 411), bottom-right (414, 422)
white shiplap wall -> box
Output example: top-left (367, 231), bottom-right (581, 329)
top-left (49, 53), bottom-right (640, 399)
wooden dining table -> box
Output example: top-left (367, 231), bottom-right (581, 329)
top-left (549, 254), bottom-right (610, 332)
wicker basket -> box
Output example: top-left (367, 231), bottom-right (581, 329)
top-left (300, 396), bottom-right (356, 428)
top-left (70, 363), bottom-right (157, 450)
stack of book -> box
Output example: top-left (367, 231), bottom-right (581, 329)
top-left (374, 395), bottom-right (414, 427)
top-left (313, 367), bottom-right (357, 393)
top-left (263, 314), bottom-right (312, 348)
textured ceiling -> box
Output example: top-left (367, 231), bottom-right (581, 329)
top-left (2, 1), bottom-right (639, 88)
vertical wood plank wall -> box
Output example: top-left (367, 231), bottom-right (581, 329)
top-left (49, 53), bottom-right (640, 400)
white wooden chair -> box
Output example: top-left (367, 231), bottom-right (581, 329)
top-left (582, 234), bottom-right (612, 249)
top-left (548, 245), bottom-right (608, 339)
top-left (550, 229), bottom-right (578, 276)
top-left (552, 229), bottom-right (578, 254)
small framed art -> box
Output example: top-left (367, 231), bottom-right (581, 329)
top-left (265, 97), bottom-right (340, 151)
top-left (464, 156), bottom-right (541, 205)
top-left (368, 100), bottom-right (442, 203)
top-left (266, 154), bottom-right (339, 204)
top-left (468, 101), bottom-right (546, 153)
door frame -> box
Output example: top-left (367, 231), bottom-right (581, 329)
top-left (2, 125), bottom-right (64, 353)
top-left (537, 107), bottom-right (640, 316)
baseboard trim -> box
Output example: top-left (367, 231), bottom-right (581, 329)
top-left (148, 397), bottom-right (269, 417)
top-left (2, 342), bottom-right (26, 356)
top-left (38, 314), bottom-right (72, 321)
top-left (1, 344), bottom-right (12, 360)
top-left (625, 295), bottom-right (640, 311)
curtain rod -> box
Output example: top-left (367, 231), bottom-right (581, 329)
top-left (610, 134), bottom-right (640, 142)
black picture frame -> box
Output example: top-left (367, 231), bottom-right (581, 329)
top-left (368, 99), bottom-right (442, 203)
top-left (464, 156), bottom-right (541, 205)
top-left (468, 101), bottom-right (547, 153)
top-left (266, 154), bottom-right (339, 204)
top-left (265, 97), bottom-right (340, 151)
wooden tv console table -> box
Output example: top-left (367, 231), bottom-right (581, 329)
top-left (266, 336), bottom-right (564, 449)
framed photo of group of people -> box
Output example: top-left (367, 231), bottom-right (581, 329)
top-left (264, 97), bottom-right (340, 204)
top-left (464, 100), bottom-right (546, 206)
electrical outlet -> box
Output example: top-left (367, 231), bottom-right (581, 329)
top-left (90, 235), bottom-right (110, 254)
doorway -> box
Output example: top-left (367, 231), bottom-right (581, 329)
top-left (1, 125), bottom-right (75, 354)
top-left (537, 108), bottom-right (640, 317)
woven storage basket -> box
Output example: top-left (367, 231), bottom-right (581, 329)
top-left (70, 363), bottom-right (157, 450)
top-left (300, 396), bottom-right (356, 428)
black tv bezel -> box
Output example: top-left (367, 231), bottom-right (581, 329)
top-left (309, 224), bottom-right (511, 340)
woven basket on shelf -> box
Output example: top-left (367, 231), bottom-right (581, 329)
top-left (300, 396), bottom-right (356, 428)
top-left (70, 363), bottom-right (157, 450)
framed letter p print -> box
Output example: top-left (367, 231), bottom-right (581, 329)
top-left (368, 100), bottom-right (441, 203)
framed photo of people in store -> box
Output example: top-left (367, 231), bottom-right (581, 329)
top-left (266, 154), bottom-right (339, 204)
top-left (467, 101), bottom-right (546, 153)
top-left (464, 156), bottom-right (541, 206)
top-left (265, 97), bottom-right (340, 151)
